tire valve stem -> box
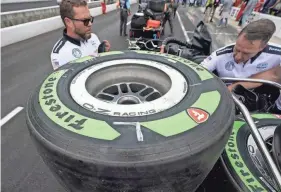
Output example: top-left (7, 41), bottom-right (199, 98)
top-left (136, 122), bottom-right (144, 142)
top-left (113, 122), bottom-right (144, 142)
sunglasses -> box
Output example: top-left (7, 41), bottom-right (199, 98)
top-left (70, 16), bottom-right (94, 26)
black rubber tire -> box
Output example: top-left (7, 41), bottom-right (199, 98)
top-left (26, 50), bottom-right (235, 192)
top-left (273, 124), bottom-right (281, 172)
top-left (221, 113), bottom-right (281, 192)
top-left (191, 55), bottom-right (208, 64)
top-left (147, 0), bottom-right (165, 12)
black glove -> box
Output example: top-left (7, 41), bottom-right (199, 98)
top-left (98, 41), bottom-right (106, 53)
top-left (232, 84), bottom-right (259, 113)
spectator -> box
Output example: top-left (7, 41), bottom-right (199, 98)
top-left (240, 0), bottom-right (258, 27)
top-left (209, 0), bottom-right (221, 22)
top-left (254, 0), bottom-right (265, 11)
top-left (261, 0), bottom-right (279, 13)
top-left (218, 0), bottom-right (233, 27)
top-left (101, 0), bottom-right (107, 14)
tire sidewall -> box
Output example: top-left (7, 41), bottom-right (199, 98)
top-left (28, 50), bottom-right (235, 168)
top-left (222, 114), bottom-right (281, 192)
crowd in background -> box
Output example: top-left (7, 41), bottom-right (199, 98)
top-left (171, 0), bottom-right (280, 28)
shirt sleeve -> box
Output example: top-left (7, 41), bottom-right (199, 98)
top-left (126, 0), bottom-right (130, 9)
top-left (200, 51), bottom-right (219, 72)
top-left (50, 52), bottom-right (67, 70)
top-left (92, 33), bottom-right (101, 45)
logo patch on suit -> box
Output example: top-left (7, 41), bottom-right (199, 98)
top-left (52, 59), bottom-right (60, 67)
top-left (256, 63), bottom-right (268, 70)
top-left (72, 48), bottom-right (82, 58)
top-left (225, 61), bottom-right (235, 71)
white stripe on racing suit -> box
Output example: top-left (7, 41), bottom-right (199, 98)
top-left (276, 63), bottom-right (281, 111)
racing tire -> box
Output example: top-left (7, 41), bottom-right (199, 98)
top-left (26, 50), bottom-right (235, 192)
top-left (273, 124), bottom-right (281, 172)
top-left (191, 55), bottom-right (208, 64)
top-left (221, 113), bottom-right (281, 192)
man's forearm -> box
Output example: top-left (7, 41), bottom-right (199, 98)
top-left (229, 66), bottom-right (281, 90)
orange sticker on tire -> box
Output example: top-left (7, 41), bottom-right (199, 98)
top-left (187, 108), bottom-right (209, 124)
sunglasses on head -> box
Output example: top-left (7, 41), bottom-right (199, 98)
top-left (70, 16), bottom-right (94, 26)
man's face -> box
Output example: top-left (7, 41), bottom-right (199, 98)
top-left (233, 33), bottom-right (266, 64)
top-left (70, 6), bottom-right (93, 40)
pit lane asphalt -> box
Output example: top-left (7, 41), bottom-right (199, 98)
top-left (1, 4), bottom-right (240, 191)
top-left (1, 0), bottom-right (59, 12)
top-left (1, 4), bottom-right (184, 191)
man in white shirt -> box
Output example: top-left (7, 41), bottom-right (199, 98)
top-left (200, 19), bottom-right (281, 114)
top-left (51, 0), bottom-right (111, 70)
top-left (200, 19), bottom-right (281, 79)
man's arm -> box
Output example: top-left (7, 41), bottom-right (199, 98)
top-left (50, 54), bottom-right (66, 70)
top-left (164, 3), bottom-right (167, 12)
top-left (228, 65), bottom-right (281, 90)
top-left (199, 51), bottom-right (218, 72)
top-left (126, 0), bottom-right (131, 14)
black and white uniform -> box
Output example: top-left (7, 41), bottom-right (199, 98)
top-left (50, 29), bottom-right (101, 70)
top-left (201, 42), bottom-right (281, 111)
top-left (276, 63), bottom-right (281, 111)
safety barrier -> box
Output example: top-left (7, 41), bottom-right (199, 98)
top-left (2, 0), bottom-right (51, 3)
top-left (1, 0), bottom-right (137, 47)
top-left (229, 7), bottom-right (281, 39)
top-left (1, 1), bottom-right (100, 28)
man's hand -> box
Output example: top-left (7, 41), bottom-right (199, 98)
top-left (103, 40), bottom-right (111, 52)
top-left (227, 84), bottom-right (236, 91)
top-left (160, 45), bottom-right (165, 53)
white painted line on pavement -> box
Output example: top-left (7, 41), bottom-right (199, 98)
top-left (126, 21), bottom-right (131, 25)
top-left (176, 11), bottom-right (190, 42)
top-left (1, 106), bottom-right (24, 127)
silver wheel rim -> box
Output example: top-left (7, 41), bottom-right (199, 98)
top-left (70, 59), bottom-right (188, 117)
top-left (96, 82), bottom-right (163, 104)
top-left (247, 125), bottom-right (278, 191)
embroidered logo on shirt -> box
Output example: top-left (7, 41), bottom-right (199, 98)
top-left (225, 61), bottom-right (235, 71)
top-left (72, 48), bottom-right (82, 58)
top-left (52, 59), bottom-right (60, 67)
top-left (256, 62), bottom-right (268, 70)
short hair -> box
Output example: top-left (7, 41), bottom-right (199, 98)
top-left (60, 0), bottom-right (88, 25)
top-left (238, 19), bottom-right (276, 45)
